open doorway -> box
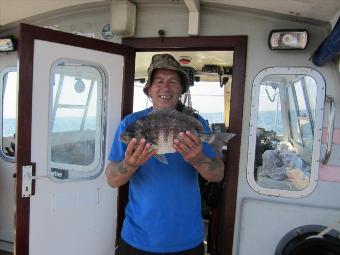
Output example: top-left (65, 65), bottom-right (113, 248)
top-left (133, 50), bottom-right (233, 254)
top-left (120, 35), bottom-right (247, 255)
top-left (0, 66), bottom-right (17, 255)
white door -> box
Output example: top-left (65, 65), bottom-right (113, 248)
top-left (16, 24), bottom-right (133, 255)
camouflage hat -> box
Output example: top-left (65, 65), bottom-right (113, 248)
top-left (143, 53), bottom-right (189, 95)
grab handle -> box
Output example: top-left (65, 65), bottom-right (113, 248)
top-left (321, 96), bottom-right (335, 165)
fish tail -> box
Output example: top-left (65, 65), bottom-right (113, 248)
top-left (200, 132), bottom-right (236, 152)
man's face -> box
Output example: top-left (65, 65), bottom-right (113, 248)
top-left (147, 69), bottom-right (182, 110)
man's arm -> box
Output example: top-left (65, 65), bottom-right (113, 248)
top-left (173, 131), bottom-right (224, 182)
top-left (105, 138), bottom-right (157, 187)
top-left (190, 155), bottom-right (224, 182)
top-left (105, 160), bottom-right (138, 187)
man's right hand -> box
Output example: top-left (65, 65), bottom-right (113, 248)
top-left (124, 138), bottom-right (157, 168)
top-left (105, 138), bottom-right (157, 187)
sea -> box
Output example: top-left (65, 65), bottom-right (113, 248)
top-left (2, 117), bottom-right (97, 137)
top-left (2, 111), bottom-right (283, 137)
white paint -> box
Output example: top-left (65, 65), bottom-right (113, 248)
top-left (110, 0), bottom-right (136, 36)
top-left (184, 0), bottom-right (200, 35)
top-left (29, 39), bottom-right (123, 255)
top-left (0, 0), bottom-right (105, 25)
top-left (238, 199), bottom-right (340, 255)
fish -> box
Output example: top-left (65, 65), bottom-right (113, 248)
top-left (120, 108), bottom-right (236, 164)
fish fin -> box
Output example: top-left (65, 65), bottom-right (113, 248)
top-left (148, 108), bottom-right (204, 131)
top-left (154, 154), bottom-right (168, 165)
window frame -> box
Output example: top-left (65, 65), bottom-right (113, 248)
top-left (288, 78), bottom-right (315, 150)
top-left (0, 66), bottom-right (17, 163)
top-left (247, 67), bottom-right (325, 198)
top-left (47, 58), bottom-right (107, 182)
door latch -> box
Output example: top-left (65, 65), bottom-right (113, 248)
top-left (22, 165), bottom-right (48, 197)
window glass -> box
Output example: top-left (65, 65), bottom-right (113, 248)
top-left (294, 80), bottom-right (314, 152)
top-left (287, 86), bottom-right (302, 144)
top-left (189, 81), bottom-right (224, 125)
top-left (0, 68), bottom-right (17, 160)
top-left (257, 85), bottom-right (283, 136)
top-left (247, 68), bottom-right (325, 197)
top-left (48, 60), bottom-right (105, 181)
top-left (305, 76), bottom-right (317, 124)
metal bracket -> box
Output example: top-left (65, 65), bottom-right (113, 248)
top-left (321, 95), bottom-right (335, 164)
top-left (22, 165), bottom-right (33, 197)
top-left (22, 165), bottom-right (48, 197)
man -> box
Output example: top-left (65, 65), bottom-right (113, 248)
top-left (105, 53), bottom-right (224, 255)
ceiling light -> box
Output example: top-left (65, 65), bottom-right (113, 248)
top-left (0, 36), bottom-right (16, 52)
top-left (268, 30), bottom-right (308, 50)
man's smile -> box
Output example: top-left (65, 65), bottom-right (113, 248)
top-left (159, 95), bottom-right (172, 99)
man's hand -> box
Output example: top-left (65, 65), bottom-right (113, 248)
top-left (105, 138), bottom-right (157, 187)
top-left (173, 131), bottom-right (204, 164)
top-left (125, 138), bottom-right (157, 168)
top-left (173, 131), bottom-right (224, 182)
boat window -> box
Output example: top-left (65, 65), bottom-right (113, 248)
top-left (0, 67), bottom-right (17, 162)
top-left (247, 67), bottom-right (325, 198)
top-left (48, 59), bottom-right (106, 181)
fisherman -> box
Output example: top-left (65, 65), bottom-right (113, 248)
top-left (105, 53), bottom-right (225, 255)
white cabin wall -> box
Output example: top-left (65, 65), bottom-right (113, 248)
top-left (133, 4), bottom-right (340, 254)
top-left (0, 0), bottom-right (105, 26)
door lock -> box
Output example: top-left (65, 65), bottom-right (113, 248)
top-left (22, 165), bottom-right (48, 197)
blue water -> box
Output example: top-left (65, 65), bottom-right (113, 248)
top-left (3, 118), bottom-right (16, 137)
top-left (3, 117), bottom-right (97, 137)
top-left (3, 111), bottom-right (283, 137)
top-left (257, 111), bottom-right (283, 134)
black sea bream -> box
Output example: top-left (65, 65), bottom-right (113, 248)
top-left (120, 109), bottom-right (235, 164)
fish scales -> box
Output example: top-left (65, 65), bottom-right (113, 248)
top-left (120, 108), bottom-right (236, 164)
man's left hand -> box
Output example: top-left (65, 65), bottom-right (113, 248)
top-left (173, 131), bottom-right (204, 164)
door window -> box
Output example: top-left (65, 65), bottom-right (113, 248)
top-left (48, 59), bottom-right (106, 181)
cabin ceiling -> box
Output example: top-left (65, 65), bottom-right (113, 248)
top-left (135, 51), bottom-right (233, 81)
top-left (0, 0), bottom-right (339, 27)
top-left (135, 0), bottom-right (340, 22)
top-left (200, 0), bottom-right (340, 23)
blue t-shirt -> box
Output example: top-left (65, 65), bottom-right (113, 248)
top-left (109, 107), bottom-right (217, 253)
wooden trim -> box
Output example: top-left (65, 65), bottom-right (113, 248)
top-left (220, 36), bottom-right (247, 254)
top-left (115, 52), bottom-right (136, 244)
top-left (15, 23), bottom-right (134, 255)
top-left (122, 36), bottom-right (245, 51)
top-left (122, 36), bottom-right (247, 255)
top-left (16, 23), bottom-right (35, 255)
top-left (18, 23), bottom-right (133, 55)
